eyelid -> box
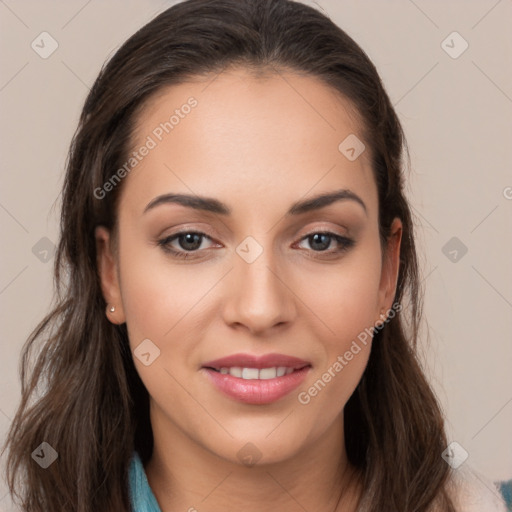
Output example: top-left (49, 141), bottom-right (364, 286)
top-left (158, 224), bottom-right (220, 242)
top-left (300, 224), bottom-right (348, 237)
top-left (159, 222), bottom-right (349, 246)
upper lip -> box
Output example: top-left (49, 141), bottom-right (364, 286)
top-left (202, 353), bottom-right (311, 370)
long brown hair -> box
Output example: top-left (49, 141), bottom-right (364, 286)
top-left (3, 0), bottom-right (455, 510)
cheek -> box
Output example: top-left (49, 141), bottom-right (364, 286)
top-left (304, 240), bottom-right (383, 346)
top-left (116, 237), bottom-right (213, 413)
top-left (117, 229), bottom-right (221, 348)
top-left (298, 238), bottom-right (382, 404)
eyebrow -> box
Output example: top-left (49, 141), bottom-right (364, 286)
top-left (143, 189), bottom-right (367, 216)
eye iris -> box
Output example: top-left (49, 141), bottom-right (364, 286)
top-left (309, 233), bottom-right (331, 251)
top-left (179, 233), bottom-right (202, 251)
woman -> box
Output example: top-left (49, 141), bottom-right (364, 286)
top-left (3, 0), bottom-right (507, 510)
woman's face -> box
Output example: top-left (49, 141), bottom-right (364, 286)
top-left (96, 67), bottom-right (401, 466)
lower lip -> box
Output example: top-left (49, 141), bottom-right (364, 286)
top-left (202, 367), bottom-right (311, 405)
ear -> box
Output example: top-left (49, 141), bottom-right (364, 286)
top-left (95, 226), bottom-right (126, 324)
top-left (376, 217), bottom-right (402, 323)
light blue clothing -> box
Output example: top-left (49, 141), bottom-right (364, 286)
top-left (128, 450), bottom-right (512, 512)
top-left (498, 479), bottom-right (512, 511)
top-left (129, 452), bottom-right (162, 512)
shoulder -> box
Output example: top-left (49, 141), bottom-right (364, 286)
top-left (445, 463), bottom-right (508, 512)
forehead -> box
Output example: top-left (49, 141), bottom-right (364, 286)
top-left (122, 67), bottom-right (377, 218)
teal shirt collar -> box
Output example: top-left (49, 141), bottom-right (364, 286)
top-left (128, 451), bottom-right (512, 511)
top-left (128, 452), bottom-right (162, 512)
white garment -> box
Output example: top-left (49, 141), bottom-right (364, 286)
top-left (446, 463), bottom-right (507, 512)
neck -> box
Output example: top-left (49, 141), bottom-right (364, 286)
top-left (145, 406), bottom-right (363, 512)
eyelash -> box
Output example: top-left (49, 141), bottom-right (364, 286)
top-left (157, 230), bottom-right (355, 260)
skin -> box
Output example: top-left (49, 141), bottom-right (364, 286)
top-left (96, 67), bottom-right (402, 512)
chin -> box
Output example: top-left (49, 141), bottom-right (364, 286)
top-left (204, 427), bottom-right (310, 468)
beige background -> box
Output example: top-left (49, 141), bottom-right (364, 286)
top-left (1, 0), bottom-right (511, 509)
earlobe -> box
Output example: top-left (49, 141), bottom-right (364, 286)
top-left (95, 226), bottom-right (126, 324)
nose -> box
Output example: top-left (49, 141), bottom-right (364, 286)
top-left (221, 245), bottom-right (297, 336)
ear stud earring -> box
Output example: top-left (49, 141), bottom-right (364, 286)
top-left (107, 304), bottom-right (115, 313)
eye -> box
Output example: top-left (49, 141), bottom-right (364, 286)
top-left (158, 231), bottom-right (217, 259)
top-left (295, 231), bottom-right (354, 255)
top-left (157, 230), bottom-right (355, 260)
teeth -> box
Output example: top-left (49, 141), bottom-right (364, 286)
top-left (259, 367), bottom-right (277, 380)
top-left (229, 367), bottom-right (243, 378)
top-left (241, 368), bottom-right (259, 380)
top-left (217, 366), bottom-right (297, 380)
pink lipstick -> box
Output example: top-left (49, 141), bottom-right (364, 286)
top-left (201, 353), bottom-right (311, 405)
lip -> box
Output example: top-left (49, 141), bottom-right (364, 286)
top-left (201, 352), bottom-right (311, 370)
top-left (201, 352), bottom-right (312, 405)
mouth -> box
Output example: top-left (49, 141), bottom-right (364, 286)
top-left (204, 365), bottom-right (308, 379)
top-left (201, 353), bottom-right (312, 404)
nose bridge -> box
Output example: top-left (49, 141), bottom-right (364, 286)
top-left (223, 235), bottom-right (295, 333)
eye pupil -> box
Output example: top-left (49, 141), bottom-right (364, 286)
top-left (179, 233), bottom-right (202, 251)
top-left (309, 233), bottom-right (331, 251)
